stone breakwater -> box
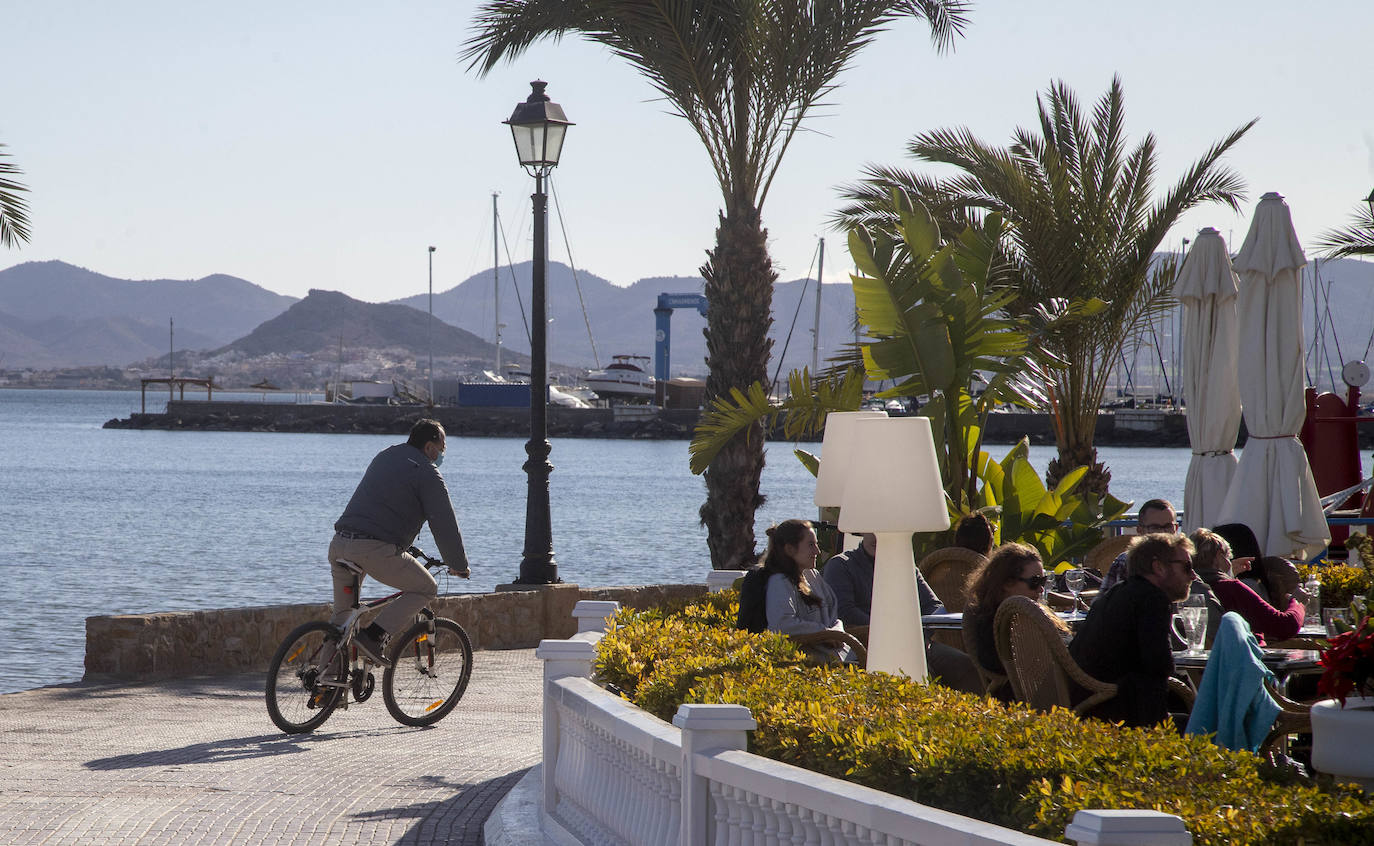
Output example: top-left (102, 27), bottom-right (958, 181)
top-left (103, 400), bottom-right (704, 439)
top-left (101, 399), bottom-right (1218, 445)
top-left (85, 582), bottom-right (706, 682)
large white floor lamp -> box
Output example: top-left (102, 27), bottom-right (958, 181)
top-left (835, 416), bottom-right (949, 679)
top-left (813, 410), bottom-right (887, 513)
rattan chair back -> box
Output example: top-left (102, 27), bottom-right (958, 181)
top-left (1083, 534), bottom-right (1134, 575)
top-left (918, 547), bottom-right (988, 611)
top-left (994, 595), bottom-right (1118, 715)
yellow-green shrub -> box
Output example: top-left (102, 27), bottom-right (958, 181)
top-left (1300, 563), bottom-right (1373, 609)
top-left (595, 592), bottom-right (1374, 845)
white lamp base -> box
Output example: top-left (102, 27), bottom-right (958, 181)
top-left (866, 531), bottom-right (928, 681)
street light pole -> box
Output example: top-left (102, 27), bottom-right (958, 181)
top-left (428, 245), bottom-right (436, 407)
top-left (505, 80), bottom-right (572, 585)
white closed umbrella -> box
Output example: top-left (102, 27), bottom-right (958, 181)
top-left (1178, 227), bottom-right (1242, 532)
top-left (1216, 192), bottom-right (1328, 558)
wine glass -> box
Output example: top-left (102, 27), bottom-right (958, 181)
top-left (1179, 595), bottom-right (1207, 655)
top-left (1064, 568), bottom-right (1087, 610)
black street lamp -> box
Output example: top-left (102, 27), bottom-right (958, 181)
top-left (1364, 188), bottom-right (1374, 220)
top-left (506, 80), bottom-right (572, 585)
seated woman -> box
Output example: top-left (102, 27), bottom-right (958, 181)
top-left (963, 543), bottom-right (1067, 696)
top-left (953, 512), bottom-right (995, 556)
top-left (761, 519), bottom-right (852, 663)
top-left (1211, 522), bottom-right (1272, 602)
top-left (1188, 528), bottom-right (1304, 645)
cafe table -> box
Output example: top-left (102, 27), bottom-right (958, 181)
top-left (1173, 647), bottom-right (1323, 697)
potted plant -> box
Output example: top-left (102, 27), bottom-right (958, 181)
top-left (1312, 614), bottom-right (1374, 789)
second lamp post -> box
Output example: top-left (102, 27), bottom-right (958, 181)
top-left (505, 80), bottom-right (572, 585)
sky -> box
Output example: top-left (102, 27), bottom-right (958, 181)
top-left (3, 1), bottom-right (1372, 305)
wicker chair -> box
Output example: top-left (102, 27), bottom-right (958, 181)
top-left (960, 611), bottom-right (1008, 698)
top-left (918, 547), bottom-right (988, 611)
top-left (994, 595), bottom-right (1118, 715)
top-left (1083, 534), bottom-right (1134, 577)
top-left (1260, 678), bottom-right (1312, 756)
top-left (993, 595), bottom-right (1196, 718)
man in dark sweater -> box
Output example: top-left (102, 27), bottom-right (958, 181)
top-left (1070, 533), bottom-right (1194, 727)
top-left (330, 419), bottom-right (471, 665)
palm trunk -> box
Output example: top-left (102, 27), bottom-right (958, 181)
top-left (699, 204), bottom-right (775, 569)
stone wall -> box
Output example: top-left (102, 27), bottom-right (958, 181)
top-left (84, 582), bottom-right (707, 682)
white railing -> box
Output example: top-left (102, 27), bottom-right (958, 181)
top-left (522, 600), bottom-right (1192, 846)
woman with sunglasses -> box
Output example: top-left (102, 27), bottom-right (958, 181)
top-left (964, 544), bottom-right (1067, 691)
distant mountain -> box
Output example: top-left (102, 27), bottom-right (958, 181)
top-left (208, 288), bottom-right (527, 366)
top-left (392, 261), bottom-right (858, 376)
top-left (0, 260), bottom-right (296, 368)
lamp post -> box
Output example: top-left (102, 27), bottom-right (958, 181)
top-left (506, 80), bottom-right (572, 584)
top-left (428, 245), bottom-right (436, 407)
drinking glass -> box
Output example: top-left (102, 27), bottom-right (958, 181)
top-left (1179, 595), bottom-right (1207, 655)
top-left (1324, 608), bottom-right (1354, 637)
top-left (1064, 568), bottom-right (1087, 610)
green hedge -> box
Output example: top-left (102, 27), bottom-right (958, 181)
top-left (594, 590), bottom-right (1374, 846)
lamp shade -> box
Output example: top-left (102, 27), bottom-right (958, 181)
top-left (813, 410), bottom-right (887, 508)
top-left (838, 417), bottom-right (949, 533)
top-left (504, 80), bottom-right (573, 170)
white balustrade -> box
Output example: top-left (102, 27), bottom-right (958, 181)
top-left (528, 600), bottom-right (1192, 846)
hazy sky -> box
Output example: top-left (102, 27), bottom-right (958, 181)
top-left (4, 1), bottom-right (1371, 303)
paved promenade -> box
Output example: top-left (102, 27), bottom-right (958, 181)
top-left (0, 648), bottom-right (542, 845)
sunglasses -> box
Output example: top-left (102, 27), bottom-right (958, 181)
top-left (1015, 574), bottom-right (1049, 589)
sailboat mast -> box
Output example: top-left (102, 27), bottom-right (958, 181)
top-left (811, 238), bottom-right (824, 375)
top-left (493, 192), bottom-right (502, 375)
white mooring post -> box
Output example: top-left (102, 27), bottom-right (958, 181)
top-left (673, 703), bottom-right (757, 846)
top-left (1065, 810), bottom-right (1192, 846)
top-left (571, 600), bottom-right (620, 634)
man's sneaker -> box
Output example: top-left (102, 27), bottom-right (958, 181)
top-left (353, 629), bottom-right (391, 667)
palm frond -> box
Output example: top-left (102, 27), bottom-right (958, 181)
top-left (0, 144), bottom-right (32, 248)
top-left (1316, 205), bottom-right (1374, 259)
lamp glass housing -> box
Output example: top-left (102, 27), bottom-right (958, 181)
top-left (504, 80), bottom-right (572, 171)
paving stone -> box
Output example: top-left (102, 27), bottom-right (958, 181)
top-left (0, 648), bottom-right (542, 845)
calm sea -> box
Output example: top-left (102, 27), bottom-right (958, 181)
top-left (0, 389), bottom-right (1191, 693)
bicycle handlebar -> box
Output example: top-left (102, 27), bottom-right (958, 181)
top-left (407, 546), bottom-right (470, 579)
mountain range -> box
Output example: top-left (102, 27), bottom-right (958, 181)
top-left (0, 259), bottom-right (860, 377)
top-left (3, 256), bottom-right (1372, 394)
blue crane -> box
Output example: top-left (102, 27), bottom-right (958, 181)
top-left (654, 293), bottom-right (708, 403)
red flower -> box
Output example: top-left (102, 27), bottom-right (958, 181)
top-left (1319, 615), bottom-right (1374, 706)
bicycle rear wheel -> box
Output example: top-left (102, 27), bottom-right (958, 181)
top-left (382, 617), bottom-right (473, 727)
top-left (266, 621), bottom-right (346, 734)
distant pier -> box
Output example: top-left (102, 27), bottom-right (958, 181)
top-left (96, 400), bottom-right (1245, 447)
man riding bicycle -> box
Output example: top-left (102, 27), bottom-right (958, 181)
top-left (330, 418), bottom-right (471, 666)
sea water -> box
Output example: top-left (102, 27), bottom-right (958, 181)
top-left (0, 389), bottom-right (1193, 693)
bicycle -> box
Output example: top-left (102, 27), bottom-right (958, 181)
top-left (265, 546), bottom-right (473, 734)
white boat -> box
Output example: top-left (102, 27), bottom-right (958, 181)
top-left (586, 355), bottom-right (655, 400)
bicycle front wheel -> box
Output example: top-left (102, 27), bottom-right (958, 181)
top-left (266, 621), bottom-right (346, 734)
top-left (382, 617), bottom-right (473, 727)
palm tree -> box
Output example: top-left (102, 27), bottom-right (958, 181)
top-left (464, 0), bottom-right (971, 568)
top-left (1316, 198), bottom-right (1374, 259)
top-left (0, 144), bottom-right (31, 248)
top-left (835, 76), bottom-right (1255, 496)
